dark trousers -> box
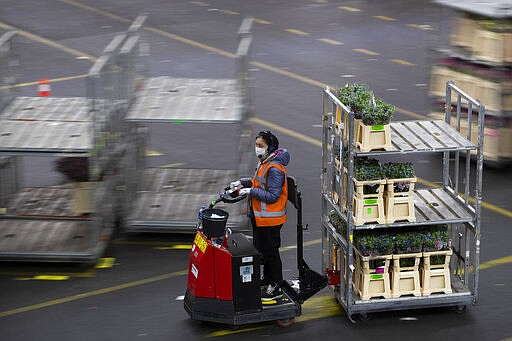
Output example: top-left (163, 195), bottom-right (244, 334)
top-left (252, 224), bottom-right (283, 286)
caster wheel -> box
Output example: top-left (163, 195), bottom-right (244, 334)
top-left (359, 313), bottom-right (370, 321)
top-left (276, 317), bottom-right (295, 328)
top-left (455, 305), bottom-right (467, 314)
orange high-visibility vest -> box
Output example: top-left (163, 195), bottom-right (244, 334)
top-left (251, 161), bottom-right (287, 226)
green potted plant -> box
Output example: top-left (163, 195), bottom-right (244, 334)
top-left (353, 157), bottom-right (384, 195)
top-left (329, 210), bottom-right (347, 237)
top-left (361, 97), bottom-right (395, 126)
top-left (337, 83), bottom-right (372, 119)
top-left (383, 162), bottom-right (416, 193)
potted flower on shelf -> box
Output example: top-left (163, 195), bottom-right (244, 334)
top-left (353, 157), bottom-right (385, 196)
top-left (358, 95), bottom-right (394, 152)
top-left (383, 162), bottom-right (417, 224)
top-left (420, 224), bottom-right (453, 296)
top-left (336, 84), bottom-right (372, 139)
top-left (54, 157), bottom-right (95, 216)
top-left (422, 225), bottom-right (452, 266)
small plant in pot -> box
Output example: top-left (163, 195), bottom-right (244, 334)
top-left (383, 162), bottom-right (416, 192)
top-left (355, 231), bottom-right (393, 257)
top-left (422, 225), bottom-right (450, 265)
top-left (337, 83), bottom-right (373, 119)
top-left (353, 157), bottom-right (384, 195)
top-left (361, 96), bottom-right (395, 126)
top-left (54, 157), bottom-right (89, 182)
top-left (329, 210), bottom-right (347, 237)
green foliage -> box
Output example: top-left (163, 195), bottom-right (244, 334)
top-left (355, 231), bottom-right (393, 256)
top-left (337, 84), bottom-right (395, 125)
top-left (337, 83), bottom-right (372, 119)
top-left (354, 157), bottom-right (383, 181)
top-left (361, 97), bottom-right (395, 126)
top-left (383, 162), bottom-right (415, 192)
top-left (383, 162), bottom-right (415, 179)
top-left (422, 225), bottom-right (449, 252)
top-left (354, 225), bottom-right (451, 257)
top-left (353, 157), bottom-right (384, 194)
top-left (329, 210), bottom-right (347, 237)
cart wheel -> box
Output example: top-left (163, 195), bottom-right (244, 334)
top-left (454, 305), bottom-right (467, 314)
top-left (276, 317), bottom-right (295, 328)
top-left (358, 313), bottom-right (370, 321)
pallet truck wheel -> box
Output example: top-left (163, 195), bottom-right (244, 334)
top-left (276, 317), bottom-right (295, 328)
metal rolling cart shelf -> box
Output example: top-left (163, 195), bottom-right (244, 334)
top-left (321, 81), bottom-right (484, 320)
top-left (429, 0), bottom-right (511, 166)
top-left (0, 18), bottom-right (144, 263)
top-left (122, 18), bottom-right (255, 234)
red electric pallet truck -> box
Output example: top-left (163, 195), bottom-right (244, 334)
top-left (184, 176), bottom-right (327, 327)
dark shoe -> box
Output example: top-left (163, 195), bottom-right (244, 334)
top-left (261, 284), bottom-right (283, 301)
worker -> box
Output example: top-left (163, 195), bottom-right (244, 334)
top-left (231, 131), bottom-right (290, 301)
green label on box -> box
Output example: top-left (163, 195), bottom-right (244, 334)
top-left (371, 125), bottom-right (384, 131)
top-left (370, 274), bottom-right (383, 280)
top-left (367, 207), bottom-right (373, 215)
top-left (364, 199), bottom-right (377, 205)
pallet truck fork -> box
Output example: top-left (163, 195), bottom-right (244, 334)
top-left (184, 176), bottom-right (327, 327)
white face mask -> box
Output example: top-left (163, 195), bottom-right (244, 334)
top-left (255, 146), bottom-right (267, 159)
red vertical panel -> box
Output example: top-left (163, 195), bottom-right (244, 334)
top-left (214, 246), bottom-right (233, 300)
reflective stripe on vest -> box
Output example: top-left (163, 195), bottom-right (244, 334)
top-left (251, 161), bottom-right (287, 226)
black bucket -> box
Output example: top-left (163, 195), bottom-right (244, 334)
top-left (201, 208), bottom-right (229, 238)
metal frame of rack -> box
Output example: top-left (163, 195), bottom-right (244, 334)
top-left (120, 17), bottom-right (255, 234)
top-left (0, 16), bottom-right (146, 263)
top-left (321, 81), bottom-right (484, 318)
top-left (429, 0), bottom-right (511, 165)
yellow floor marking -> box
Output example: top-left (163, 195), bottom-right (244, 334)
top-left (207, 293), bottom-right (342, 337)
top-left (0, 74), bottom-right (89, 91)
top-left (33, 275), bottom-right (70, 281)
top-left (59, 0), bottom-right (131, 24)
top-left (254, 18), bottom-right (272, 25)
top-left (390, 58), bottom-right (416, 66)
top-left (408, 24), bottom-right (433, 31)
top-left (318, 38), bottom-right (344, 46)
top-left (190, 1), bottom-right (209, 6)
top-left (353, 48), bottom-right (380, 56)
top-left (250, 117), bottom-right (322, 147)
top-left (145, 149), bottom-right (164, 157)
top-left (0, 269), bottom-right (188, 318)
top-left (416, 177), bottom-right (512, 219)
top-left (95, 257), bottom-right (115, 269)
top-left (14, 275), bottom-right (70, 281)
top-left (159, 162), bottom-right (186, 168)
top-left (479, 255), bottom-right (512, 270)
top-left (0, 21), bottom-right (96, 62)
top-left (337, 6), bottom-right (361, 12)
top-left (373, 15), bottom-right (397, 21)
top-left (285, 28), bottom-right (310, 36)
top-left (221, 9), bottom-right (239, 15)
top-left (154, 244), bottom-right (192, 250)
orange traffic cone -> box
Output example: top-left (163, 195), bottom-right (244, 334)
top-left (38, 78), bottom-right (51, 96)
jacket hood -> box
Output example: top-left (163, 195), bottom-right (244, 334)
top-left (271, 148), bottom-right (290, 166)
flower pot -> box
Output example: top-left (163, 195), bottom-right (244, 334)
top-left (356, 123), bottom-right (392, 152)
top-left (421, 249), bottom-right (453, 296)
top-left (390, 252), bottom-right (422, 298)
top-left (353, 247), bottom-right (392, 300)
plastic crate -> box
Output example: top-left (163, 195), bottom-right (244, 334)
top-left (390, 252), bottom-right (422, 298)
top-left (356, 123), bottom-right (392, 152)
top-left (421, 249), bottom-right (453, 296)
top-left (353, 248), bottom-right (392, 300)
